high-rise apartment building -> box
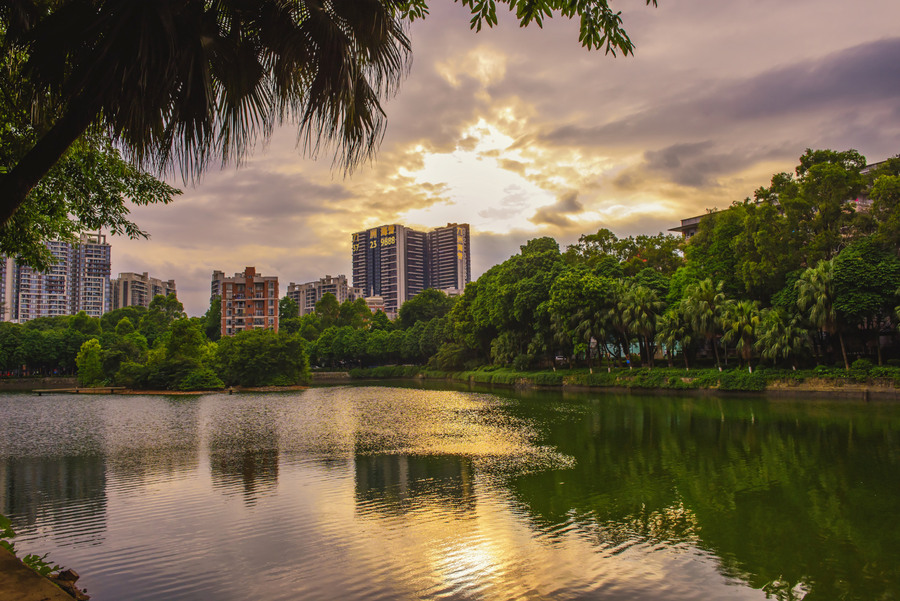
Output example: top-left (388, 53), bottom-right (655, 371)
top-left (218, 267), bottom-right (279, 337)
top-left (0, 233), bottom-right (111, 322)
top-left (286, 274), bottom-right (363, 316)
top-left (351, 223), bottom-right (471, 317)
top-left (210, 270), bottom-right (225, 301)
top-left (112, 272), bottom-right (177, 310)
top-left (0, 257), bottom-right (16, 322)
top-left (352, 224), bottom-right (427, 316)
top-left (426, 223), bottom-right (471, 293)
top-left (72, 233), bottom-right (112, 318)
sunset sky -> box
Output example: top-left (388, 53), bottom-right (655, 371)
top-left (111, 0), bottom-right (900, 316)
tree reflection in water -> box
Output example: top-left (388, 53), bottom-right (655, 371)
top-left (495, 391), bottom-right (900, 601)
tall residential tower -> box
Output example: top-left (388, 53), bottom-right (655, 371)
top-left (0, 233), bottom-right (111, 322)
top-left (351, 223), bottom-right (471, 317)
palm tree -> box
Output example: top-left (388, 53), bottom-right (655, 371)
top-left (796, 259), bottom-right (849, 370)
top-left (622, 284), bottom-right (663, 367)
top-left (723, 299), bottom-right (760, 372)
top-left (605, 280), bottom-right (632, 367)
top-left (755, 308), bottom-right (812, 370)
top-left (0, 0), bottom-right (412, 224)
top-left (656, 302), bottom-right (693, 370)
top-left (683, 279), bottom-right (727, 369)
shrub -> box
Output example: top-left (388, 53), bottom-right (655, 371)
top-left (490, 372), bottom-right (519, 385)
top-left (512, 354), bottom-right (533, 372)
top-left (718, 370), bottom-right (766, 391)
top-left (177, 367), bottom-right (225, 391)
top-left (114, 360), bottom-right (148, 388)
top-left (529, 372), bottom-right (563, 386)
top-left (349, 365), bottom-right (422, 379)
top-left (851, 358), bottom-right (874, 372)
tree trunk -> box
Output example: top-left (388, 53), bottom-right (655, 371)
top-left (0, 97), bottom-right (99, 226)
top-left (711, 336), bottom-right (721, 369)
top-left (838, 331), bottom-right (850, 371)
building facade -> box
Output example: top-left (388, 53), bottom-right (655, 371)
top-left (352, 223), bottom-right (470, 317)
top-left (0, 233), bottom-right (111, 322)
top-left (218, 267), bottom-right (279, 337)
top-left (210, 270), bottom-right (225, 302)
top-left (112, 272), bottom-right (177, 310)
top-left (426, 223), bottom-right (471, 294)
top-left (71, 233), bottom-right (112, 318)
top-left (286, 274), bottom-right (362, 316)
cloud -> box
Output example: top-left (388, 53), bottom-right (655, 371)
top-left (540, 37), bottom-right (900, 151)
top-left (530, 191), bottom-right (584, 227)
top-left (642, 142), bottom-right (789, 188)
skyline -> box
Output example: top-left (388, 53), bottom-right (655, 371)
top-left (107, 0), bottom-right (900, 316)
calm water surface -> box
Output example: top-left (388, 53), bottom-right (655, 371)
top-left (1, 384), bottom-right (899, 600)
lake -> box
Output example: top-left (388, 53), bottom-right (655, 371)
top-left (1, 384), bottom-right (899, 600)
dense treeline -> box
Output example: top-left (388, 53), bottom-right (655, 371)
top-left (1, 293), bottom-right (310, 390)
top-left (298, 149), bottom-right (900, 374)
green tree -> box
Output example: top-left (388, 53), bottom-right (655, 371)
top-left (204, 296), bottom-right (222, 342)
top-left (870, 173), bottom-right (900, 247)
top-left (621, 284), bottom-right (663, 367)
top-left (100, 306), bottom-right (146, 334)
top-left (279, 296), bottom-right (299, 321)
top-left (656, 303), bottom-right (693, 369)
top-left (21, 315), bottom-right (70, 331)
top-left (722, 300), bottom-right (761, 371)
top-left (832, 239), bottom-right (900, 364)
top-left (398, 288), bottom-right (454, 329)
top-left (140, 293), bottom-right (185, 346)
top-left (684, 208), bottom-right (745, 298)
top-left (338, 298), bottom-right (371, 329)
top-left (755, 308), bottom-right (811, 370)
top-left (214, 329), bottom-right (310, 386)
top-left (797, 260), bottom-right (848, 370)
top-left (369, 310), bottom-right (394, 332)
top-left (75, 338), bottom-right (103, 386)
top-left (114, 317), bottom-right (135, 336)
top-left (683, 279), bottom-right (727, 369)
top-left (69, 310), bottom-right (101, 336)
top-left (315, 293), bottom-right (340, 329)
top-left (0, 322), bottom-right (23, 372)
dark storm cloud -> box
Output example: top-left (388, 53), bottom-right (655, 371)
top-left (530, 191), bottom-right (584, 227)
top-left (643, 142), bottom-right (788, 188)
top-left (201, 170), bottom-right (350, 218)
top-left (128, 168), bottom-right (352, 248)
top-left (541, 37), bottom-right (900, 148)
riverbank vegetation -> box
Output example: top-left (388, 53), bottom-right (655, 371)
top-left (348, 363), bottom-right (900, 393)
top-left (314, 149), bottom-right (900, 391)
top-left (0, 293), bottom-right (310, 390)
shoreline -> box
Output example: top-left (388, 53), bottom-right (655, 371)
top-left (345, 368), bottom-right (900, 401)
top-left (6, 372), bottom-right (900, 400)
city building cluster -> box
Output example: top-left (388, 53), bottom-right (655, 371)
top-left (0, 233), bottom-right (176, 323)
top-left (0, 222), bottom-right (473, 337)
top-left (213, 222), bottom-right (472, 338)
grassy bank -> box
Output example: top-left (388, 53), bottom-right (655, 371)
top-left (347, 364), bottom-right (900, 394)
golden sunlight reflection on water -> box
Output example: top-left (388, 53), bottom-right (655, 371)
top-left (5, 387), bottom-right (874, 600)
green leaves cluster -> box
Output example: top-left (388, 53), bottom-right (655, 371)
top-left (401, 0), bottom-right (657, 56)
top-left (0, 513), bottom-right (60, 577)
